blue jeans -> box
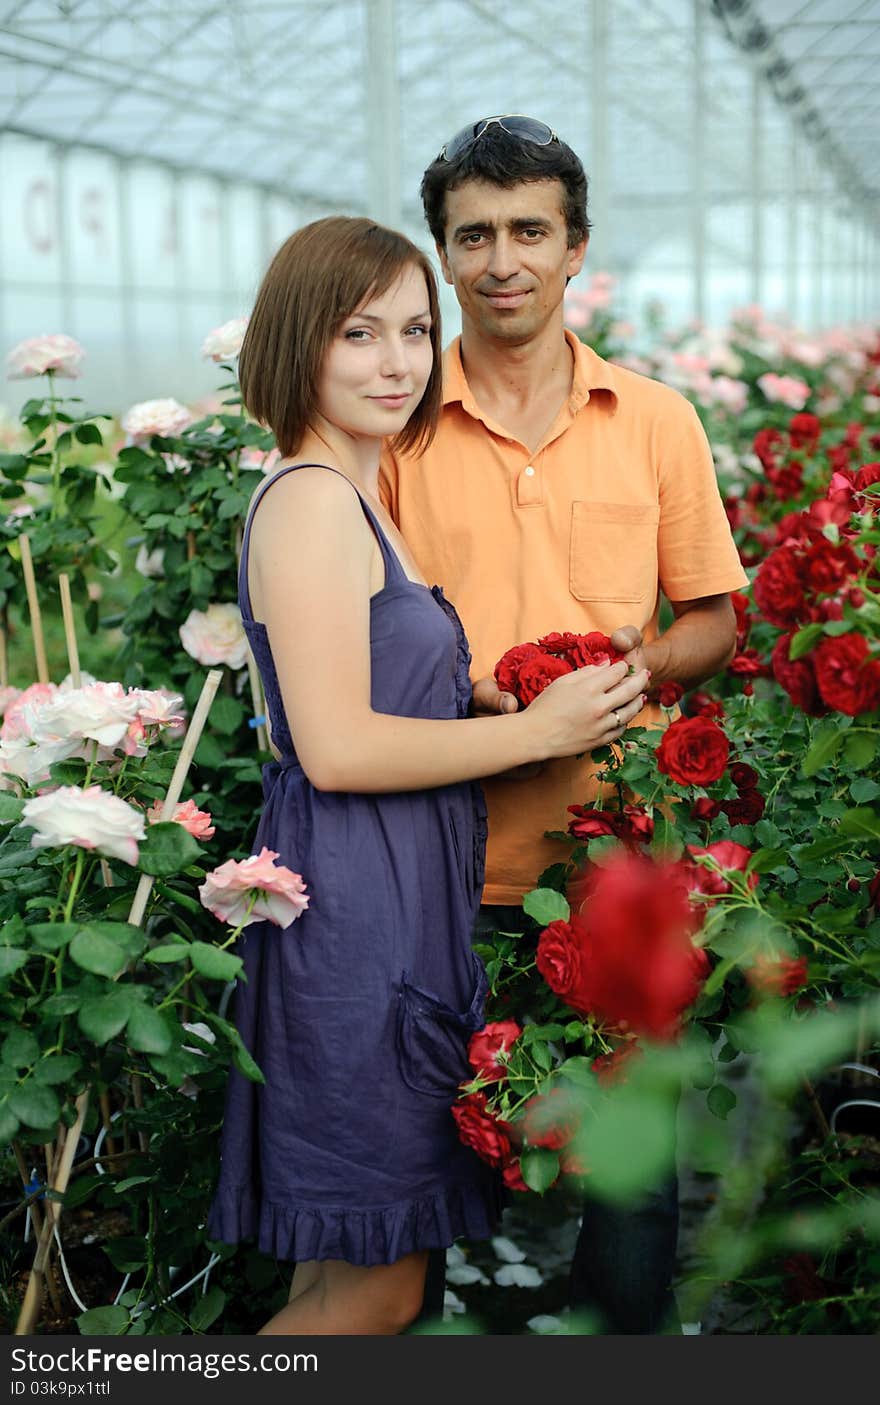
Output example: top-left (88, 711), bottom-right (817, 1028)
top-left (416, 904), bottom-right (681, 1334)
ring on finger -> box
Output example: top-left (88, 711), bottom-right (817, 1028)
top-left (611, 708), bottom-right (621, 728)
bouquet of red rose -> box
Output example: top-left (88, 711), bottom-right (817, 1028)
top-left (495, 631), bottom-right (629, 706)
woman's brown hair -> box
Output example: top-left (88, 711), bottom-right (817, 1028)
top-left (239, 216), bottom-right (442, 457)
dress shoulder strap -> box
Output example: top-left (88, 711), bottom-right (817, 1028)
top-left (238, 460), bottom-right (405, 620)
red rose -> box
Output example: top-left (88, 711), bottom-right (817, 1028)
top-left (868, 871), bottom-right (880, 909)
top-left (501, 1158), bottom-right (529, 1192)
top-left (467, 1019), bottom-right (522, 1083)
top-left (656, 715), bottom-right (730, 787)
top-left (658, 681), bottom-right (684, 708)
top-left (566, 806), bottom-right (618, 841)
top-left (721, 788), bottom-right (765, 825)
top-left (855, 462), bottom-right (880, 494)
top-left (536, 918), bottom-right (592, 1014)
top-left (591, 1044), bottom-right (642, 1086)
top-left (753, 544), bottom-right (808, 628)
top-left (767, 462), bottom-right (804, 502)
top-left (522, 1086), bottom-right (580, 1150)
top-left (728, 649), bottom-right (768, 678)
top-left (753, 427), bottom-right (784, 469)
top-left (789, 412), bottom-right (821, 451)
top-left (814, 633), bottom-right (880, 716)
top-left (685, 841), bottom-right (757, 900)
top-left (451, 1092), bottom-right (512, 1168)
top-left (691, 796), bottom-right (721, 822)
top-left (494, 642), bottom-right (542, 696)
top-left (619, 804), bottom-right (654, 844)
top-left (729, 762), bottom-right (759, 791)
top-left (802, 540), bottom-right (860, 597)
top-left (571, 854), bottom-right (708, 1041)
top-left (747, 954), bottom-right (809, 997)
top-left (563, 631), bottom-right (627, 669)
top-left (771, 634), bottom-right (826, 716)
top-left (516, 652), bottom-right (574, 705)
top-left (687, 691), bottom-right (725, 720)
top-left (731, 591), bottom-right (751, 651)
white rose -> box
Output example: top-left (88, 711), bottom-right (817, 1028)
top-left (122, 398), bottom-right (193, 441)
top-left (135, 543), bottom-right (165, 578)
top-left (179, 603), bottom-right (248, 670)
top-left (29, 682), bottom-right (140, 751)
top-left (6, 334), bottom-right (84, 379)
top-left (22, 785), bottom-right (145, 865)
top-left (201, 317), bottom-right (248, 363)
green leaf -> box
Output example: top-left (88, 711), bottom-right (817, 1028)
top-left (70, 929), bottom-right (129, 979)
top-left (9, 1082), bottom-right (61, 1129)
top-left (0, 794), bottom-right (24, 824)
top-left (78, 989), bottom-right (135, 1044)
top-left (788, 623), bottom-right (824, 661)
top-left (0, 947), bottom-right (28, 979)
top-left (522, 887), bottom-right (570, 927)
top-left (556, 1056), bottom-right (597, 1088)
top-left (839, 807), bottom-right (880, 841)
top-left (28, 922), bottom-right (78, 951)
top-left (189, 942), bottom-right (242, 981)
top-left (137, 821), bottom-right (202, 877)
top-left (74, 422), bottom-right (103, 445)
top-left (113, 1176), bottom-right (151, 1194)
top-left (850, 777), bottom-right (880, 804)
top-left (0, 1105), bottom-right (20, 1143)
top-left (204, 1011), bottom-right (264, 1084)
top-left (77, 1305), bottom-right (130, 1336)
top-left (144, 943), bottom-right (192, 964)
top-left (707, 1084), bottom-right (737, 1120)
top-left (801, 724), bottom-right (843, 778)
top-left (33, 1054), bottom-right (82, 1085)
top-left (210, 695), bottom-right (244, 735)
top-left (189, 1285), bottom-right (227, 1333)
top-left (531, 1041), bottom-right (553, 1072)
top-left (103, 1236), bottom-right (147, 1272)
top-left (126, 1004), bottom-right (173, 1055)
top-left (2, 1029), bottom-right (40, 1068)
top-left (844, 732), bottom-right (878, 772)
top-left (519, 1146), bottom-right (560, 1194)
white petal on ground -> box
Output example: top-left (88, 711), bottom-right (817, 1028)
top-left (445, 1244), bottom-right (466, 1269)
top-left (491, 1235), bottom-right (526, 1263)
top-left (527, 1315), bottom-right (566, 1334)
top-left (446, 1264), bottom-right (490, 1286)
top-left (442, 1290), bottom-right (466, 1320)
top-left (494, 1263), bottom-right (544, 1288)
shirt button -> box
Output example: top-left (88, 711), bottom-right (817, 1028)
top-left (524, 465), bottom-right (535, 477)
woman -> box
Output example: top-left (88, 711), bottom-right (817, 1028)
top-left (207, 216), bottom-right (649, 1334)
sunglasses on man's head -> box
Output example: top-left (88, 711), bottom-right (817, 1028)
top-left (437, 114), bottom-right (558, 163)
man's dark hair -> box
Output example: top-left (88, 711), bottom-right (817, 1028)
top-left (421, 125), bottom-right (591, 250)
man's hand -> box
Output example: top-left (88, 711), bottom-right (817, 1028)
top-left (610, 624), bottom-right (650, 676)
top-left (471, 676), bottom-right (519, 717)
top-left (470, 676), bottom-right (543, 780)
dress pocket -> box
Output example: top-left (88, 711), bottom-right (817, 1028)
top-left (569, 501), bottom-right (660, 603)
top-left (396, 953), bottom-right (488, 1098)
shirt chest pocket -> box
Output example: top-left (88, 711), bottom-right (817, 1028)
top-left (570, 501), bottom-right (661, 604)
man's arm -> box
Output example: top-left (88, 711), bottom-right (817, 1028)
top-left (610, 592), bottom-right (737, 692)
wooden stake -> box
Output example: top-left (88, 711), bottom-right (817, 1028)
top-left (245, 643), bottom-right (268, 753)
top-left (19, 534), bottom-right (48, 684)
top-left (0, 614), bottom-right (7, 688)
top-left (15, 1090), bottom-right (89, 1335)
top-left (58, 574), bottom-right (80, 687)
top-left (127, 668), bottom-right (222, 928)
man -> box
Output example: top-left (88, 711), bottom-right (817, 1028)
top-left (381, 115), bottom-right (748, 1333)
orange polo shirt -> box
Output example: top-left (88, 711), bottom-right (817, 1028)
top-left (379, 332), bottom-right (748, 906)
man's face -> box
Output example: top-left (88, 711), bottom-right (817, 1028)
top-left (437, 178), bottom-right (586, 344)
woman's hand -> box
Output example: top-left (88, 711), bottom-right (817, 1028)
top-left (522, 660), bottom-right (649, 760)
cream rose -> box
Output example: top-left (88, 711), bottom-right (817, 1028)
top-left (201, 317), bottom-right (248, 363)
top-left (6, 334), bottom-right (85, 379)
top-left (122, 398), bottom-right (193, 441)
top-left (22, 785), bottom-right (146, 865)
top-left (179, 603), bottom-right (248, 670)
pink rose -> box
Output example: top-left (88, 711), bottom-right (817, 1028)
top-left (0, 686), bottom-right (22, 720)
top-left (201, 317), bottom-right (248, 362)
top-left (757, 374), bottom-right (810, 411)
top-left (29, 681), bottom-right (140, 751)
top-left (130, 688), bottom-right (186, 733)
top-left (239, 446), bottom-right (282, 475)
top-left (22, 785), bottom-right (145, 865)
top-left (199, 846), bottom-right (309, 929)
top-left (149, 797), bottom-right (215, 840)
top-left (179, 603), bottom-right (248, 670)
top-left (6, 334), bottom-right (84, 379)
top-left (122, 398), bottom-right (193, 441)
top-left (1, 683), bottom-right (57, 741)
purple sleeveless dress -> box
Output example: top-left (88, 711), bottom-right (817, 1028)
top-left (207, 463), bottom-right (502, 1266)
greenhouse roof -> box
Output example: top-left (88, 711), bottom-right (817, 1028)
top-left (0, 0), bottom-right (878, 231)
